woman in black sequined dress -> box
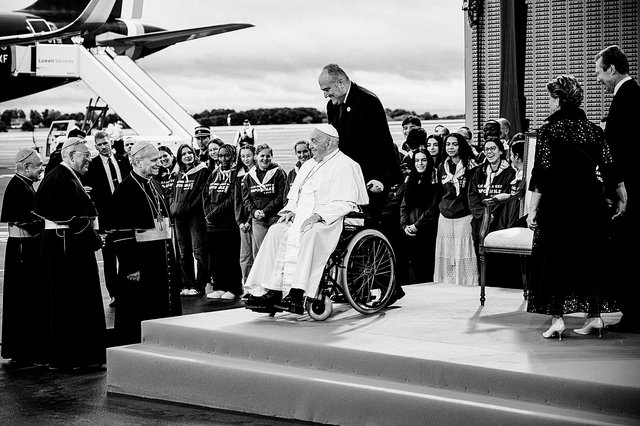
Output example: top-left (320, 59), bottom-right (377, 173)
top-left (526, 75), bottom-right (627, 340)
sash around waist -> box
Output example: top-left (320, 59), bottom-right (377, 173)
top-left (111, 218), bottom-right (172, 242)
top-left (8, 225), bottom-right (34, 238)
top-left (135, 228), bottom-right (172, 242)
top-left (43, 218), bottom-right (99, 231)
top-left (44, 219), bottom-right (69, 230)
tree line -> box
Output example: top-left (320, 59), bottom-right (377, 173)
top-left (1, 107), bottom-right (463, 132)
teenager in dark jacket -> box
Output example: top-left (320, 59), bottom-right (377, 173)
top-left (235, 145), bottom-right (256, 285)
top-left (203, 144), bottom-right (242, 300)
top-left (426, 134), bottom-right (444, 182)
top-left (242, 143), bottom-right (287, 256)
top-left (170, 144), bottom-right (211, 296)
top-left (401, 147), bottom-right (441, 284)
top-left (207, 137), bottom-right (223, 172)
top-left (468, 138), bottom-right (516, 252)
top-left (434, 133), bottom-right (479, 286)
top-left (381, 142), bottom-right (412, 289)
top-left (156, 145), bottom-right (178, 202)
top-left (497, 135), bottom-right (527, 229)
top-left (286, 139), bottom-right (311, 191)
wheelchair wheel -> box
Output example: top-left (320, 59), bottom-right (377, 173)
top-left (342, 229), bottom-right (396, 314)
top-left (306, 294), bottom-right (333, 321)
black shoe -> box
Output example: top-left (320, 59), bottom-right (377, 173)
top-left (275, 289), bottom-right (305, 314)
top-left (246, 290), bottom-right (282, 308)
top-left (388, 286), bottom-right (405, 306)
top-left (607, 318), bottom-right (640, 334)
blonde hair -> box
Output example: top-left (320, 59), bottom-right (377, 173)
top-left (547, 75), bottom-right (583, 108)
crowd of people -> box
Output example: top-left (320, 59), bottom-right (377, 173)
top-left (1, 46), bottom-right (638, 369)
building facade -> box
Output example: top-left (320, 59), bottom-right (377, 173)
top-left (464, 0), bottom-right (640, 136)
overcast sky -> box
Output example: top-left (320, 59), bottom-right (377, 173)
top-left (1, 0), bottom-right (465, 116)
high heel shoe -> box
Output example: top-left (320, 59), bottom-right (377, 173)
top-left (542, 317), bottom-right (565, 341)
top-left (573, 317), bottom-right (605, 338)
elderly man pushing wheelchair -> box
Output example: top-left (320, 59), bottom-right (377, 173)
top-left (244, 124), bottom-right (369, 314)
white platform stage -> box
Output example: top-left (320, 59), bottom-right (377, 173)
top-left (107, 283), bottom-right (640, 425)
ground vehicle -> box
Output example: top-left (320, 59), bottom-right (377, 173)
top-left (246, 215), bottom-right (397, 321)
top-left (44, 120), bottom-right (78, 156)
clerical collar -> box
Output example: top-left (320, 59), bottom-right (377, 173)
top-left (317, 148), bottom-right (339, 163)
top-left (16, 172), bottom-right (35, 184)
top-left (132, 170), bottom-right (152, 183)
top-left (59, 161), bottom-right (83, 182)
top-left (614, 76), bottom-right (632, 95)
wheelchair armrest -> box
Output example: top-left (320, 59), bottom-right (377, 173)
top-left (345, 210), bottom-right (367, 219)
top-left (344, 206), bottom-right (368, 230)
top-left (345, 204), bottom-right (370, 220)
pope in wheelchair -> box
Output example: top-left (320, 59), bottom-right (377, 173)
top-left (244, 124), bottom-right (370, 315)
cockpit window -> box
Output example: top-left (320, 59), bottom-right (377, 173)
top-left (26, 19), bottom-right (51, 33)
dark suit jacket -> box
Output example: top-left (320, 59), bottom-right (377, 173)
top-left (327, 82), bottom-right (401, 188)
top-left (605, 78), bottom-right (640, 213)
top-left (85, 154), bottom-right (131, 230)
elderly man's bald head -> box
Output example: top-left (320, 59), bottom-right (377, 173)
top-left (61, 138), bottom-right (91, 175)
top-left (309, 125), bottom-right (339, 161)
top-left (15, 148), bottom-right (44, 181)
top-left (131, 142), bottom-right (161, 178)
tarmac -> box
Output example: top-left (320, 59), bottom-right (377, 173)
top-left (0, 293), bottom-right (309, 425)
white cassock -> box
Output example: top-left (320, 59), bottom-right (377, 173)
top-left (245, 149), bottom-right (369, 297)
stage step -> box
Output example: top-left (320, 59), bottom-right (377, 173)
top-left (107, 284), bottom-right (640, 425)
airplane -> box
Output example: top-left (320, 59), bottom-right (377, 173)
top-left (0, 0), bottom-right (253, 102)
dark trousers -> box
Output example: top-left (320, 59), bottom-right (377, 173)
top-left (175, 215), bottom-right (208, 291)
top-left (206, 228), bottom-right (243, 295)
top-left (611, 212), bottom-right (639, 323)
top-left (379, 214), bottom-right (409, 286)
top-left (406, 228), bottom-right (436, 284)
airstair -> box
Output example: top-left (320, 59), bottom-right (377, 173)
top-left (14, 43), bottom-right (198, 144)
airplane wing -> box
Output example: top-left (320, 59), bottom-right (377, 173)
top-left (96, 23), bottom-right (254, 53)
top-left (0, 0), bottom-right (116, 48)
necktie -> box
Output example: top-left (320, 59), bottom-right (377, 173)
top-left (107, 158), bottom-right (119, 191)
top-left (337, 104), bottom-right (344, 122)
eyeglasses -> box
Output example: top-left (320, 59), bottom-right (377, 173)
top-left (484, 146), bottom-right (499, 152)
top-left (73, 151), bottom-right (91, 159)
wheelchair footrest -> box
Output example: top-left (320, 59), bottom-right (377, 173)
top-left (244, 304), bottom-right (282, 314)
top-left (273, 302), bottom-right (305, 315)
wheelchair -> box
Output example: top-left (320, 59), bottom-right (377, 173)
top-left (246, 213), bottom-right (397, 321)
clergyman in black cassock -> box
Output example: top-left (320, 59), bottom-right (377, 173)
top-left (0, 149), bottom-right (44, 363)
top-left (33, 138), bottom-right (106, 369)
top-left (112, 141), bottom-right (182, 345)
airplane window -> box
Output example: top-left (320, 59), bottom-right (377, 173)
top-left (27, 19), bottom-right (51, 34)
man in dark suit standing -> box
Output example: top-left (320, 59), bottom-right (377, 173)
top-left (595, 45), bottom-right (637, 332)
top-left (85, 130), bottom-right (131, 307)
top-left (319, 63), bottom-right (401, 223)
top-left (319, 64), bottom-right (404, 302)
